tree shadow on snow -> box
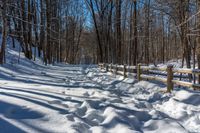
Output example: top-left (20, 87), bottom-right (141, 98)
top-left (0, 118), bottom-right (26, 133)
top-left (174, 94), bottom-right (200, 106)
top-left (0, 92), bottom-right (68, 114)
top-left (0, 101), bottom-right (44, 119)
top-left (0, 100), bottom-right (56, 133)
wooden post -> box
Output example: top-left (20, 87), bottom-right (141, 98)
top-left (193, 73), bottom-right (196, 90)
top-left (137, 64), bottom-right (141, 81)
top-left (99, 63), bottom-right (101, 69)
top-left (167, 65), bottom-right (173, 93)
top-left (106, 64), bottom-right (108, 72)
top-left (123, 64), bottom-right (127, 78)
top-left (115, 64), bottom-right (118, 74)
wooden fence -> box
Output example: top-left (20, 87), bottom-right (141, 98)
top-left (98, 63), bottom-right (200, 92)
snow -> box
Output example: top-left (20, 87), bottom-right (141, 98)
top-left (0, 36), bottom-right (200, 133)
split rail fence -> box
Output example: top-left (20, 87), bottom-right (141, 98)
top-left (99, 63), bottom-right (200, 92)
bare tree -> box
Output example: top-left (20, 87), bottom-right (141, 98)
top-left (0, 0), bottom-right (8, 64)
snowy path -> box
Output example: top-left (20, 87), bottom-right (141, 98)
top-left (0, 62), bottom-right (200, 133)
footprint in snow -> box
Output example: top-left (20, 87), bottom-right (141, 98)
top-left (83, 91), bottom-right (90, 97)
top-left (62, 90), bottom-right (71, 94)
top-left (109, 98), bottom-right (122, 103)
top-left (48, 100), bottom-right (62, 104)
top-left (66, 114), bottom-right (75, 121)
top-left (41, 72), bottom-right (46, 75)
top-left (65, 96), bottom-right (72, 100)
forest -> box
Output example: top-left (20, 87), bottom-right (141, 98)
top-left (1, 1), bottom-right (200, 133)
top-left (0, 0), bottom-right (199, 67)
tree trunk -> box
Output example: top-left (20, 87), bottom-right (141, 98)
top-left (115, 0), bottom-right (122, 64)
top-left (197, 0), bottom-right (200, 83)
top-left (133, 0), bottom-right (137, 65)
top-left (46, 0), bottom-right (51, 64)
top-left (0, 0), bottom-right (8, 64)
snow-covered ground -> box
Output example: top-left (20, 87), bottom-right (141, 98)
top-left (0, 37), bottom-right (200, 133)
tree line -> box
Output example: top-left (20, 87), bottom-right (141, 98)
top-left (0, 0), bottom-right (200, 70)
top-left (0, 0), bottom-right (86, 64)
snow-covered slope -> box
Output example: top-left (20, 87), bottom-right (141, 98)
top-left (0, 37), bottom-right (200, 133)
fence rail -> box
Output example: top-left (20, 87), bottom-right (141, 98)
top-left (98, 63), bottom-right (200, 92)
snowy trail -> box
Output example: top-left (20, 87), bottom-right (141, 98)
top-left (0, 61), bottom-right (200, 133)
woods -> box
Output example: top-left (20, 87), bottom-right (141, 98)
top-left (1, 1), bottom-right (200, 132)
top-left (0, 0), bottom-right (200, 66)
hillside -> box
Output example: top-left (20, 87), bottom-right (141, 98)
top-left (0, 37), bottom-right (199, 133)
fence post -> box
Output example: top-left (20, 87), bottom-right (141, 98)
top-left (110, 63), bottom-right (112, 72)
top-left (123, 64), bottom-right (127, 78)
top-left (167, 65), bottom-right (173, 93)
top-left (106, 64), bottom-right (108, 72)
top-left (137, 63), bottom-right (141, 81)
top-left (115, 64), bottom-right (118, 74)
